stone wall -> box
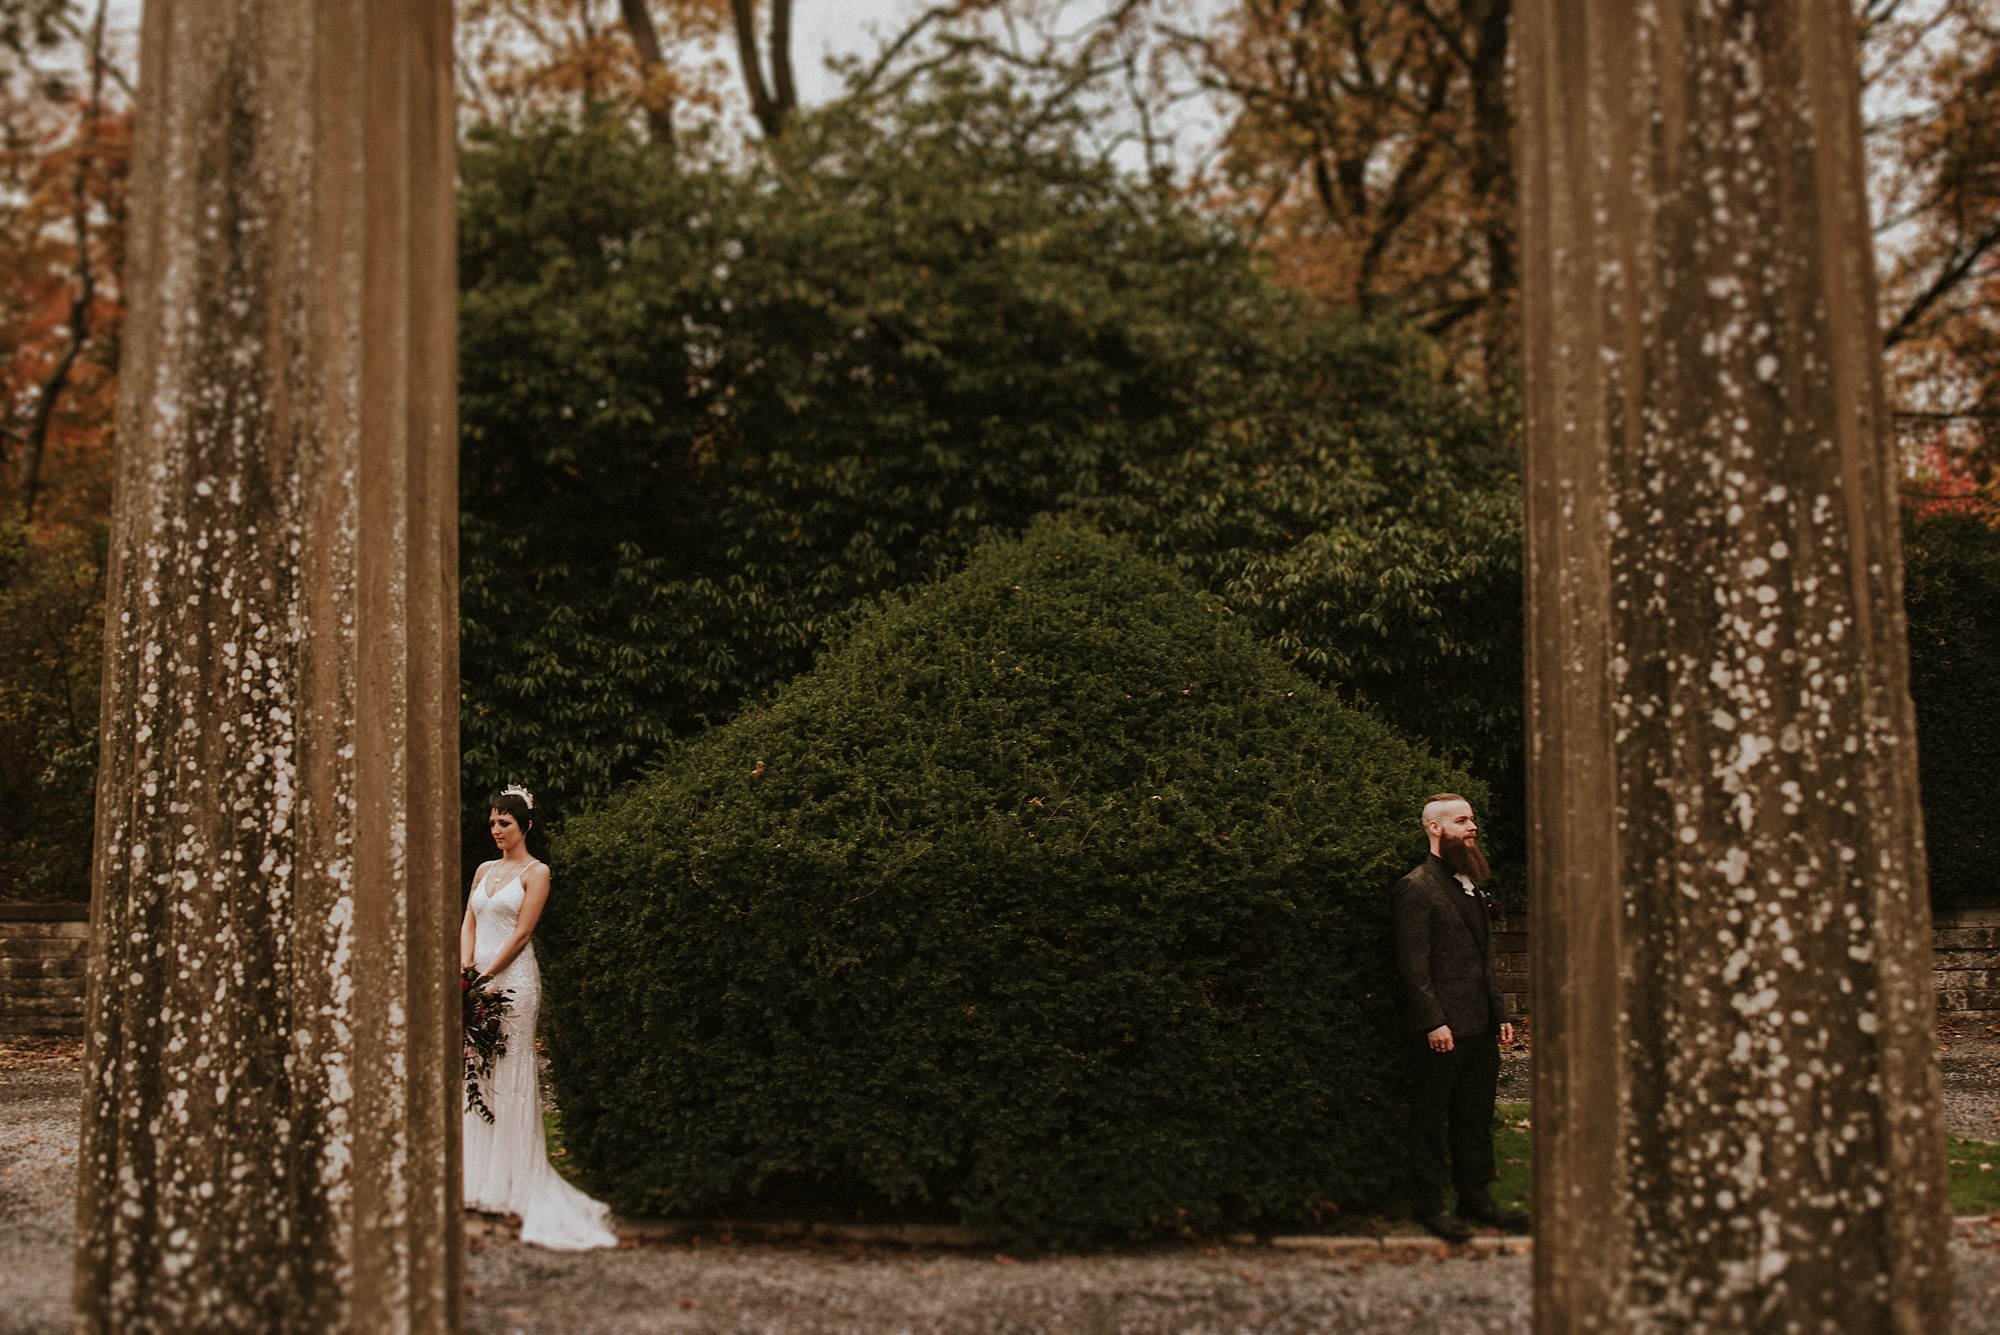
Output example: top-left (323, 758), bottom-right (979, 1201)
top-left (1491, 910), bottom-right (2000, 1024)
top-left (1934, 907), bottom-right (2000, 1020)
top-left (0, 904), bottom-right (89, 1037)
top-left (1494, 920), bottom-right (1530, 1020)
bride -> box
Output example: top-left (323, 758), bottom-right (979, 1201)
top-left (461, 783), bottom-right (618, 1250)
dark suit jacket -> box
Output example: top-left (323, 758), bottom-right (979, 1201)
top-left (1390, 854), bottom-right (1510, 1038)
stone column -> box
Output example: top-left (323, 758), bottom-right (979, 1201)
top-left (73, 3), bottom-right (459, 1330)
top-left (1517, 2), bottom-right (1951, 1329)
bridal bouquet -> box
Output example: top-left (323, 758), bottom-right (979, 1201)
top-left (461, 966), bottom-right (513, 1124)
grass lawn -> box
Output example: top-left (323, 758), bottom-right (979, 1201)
top-left (1948, 1134), bottom-right (2000, 1214)
top-left (1494, 1101), bottom-right (1532, 1214)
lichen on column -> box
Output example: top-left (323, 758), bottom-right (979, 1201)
top-left (1518, 1), bottom-right (1951, 1330)
top-left (73, 3), bottom-right (458, 1330)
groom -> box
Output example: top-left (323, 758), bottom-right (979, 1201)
top-left (1390, 793), bottom-right (1528, 1243)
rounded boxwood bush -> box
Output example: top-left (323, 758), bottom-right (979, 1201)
top-left (543, 518), bottom-right (1477, 1244)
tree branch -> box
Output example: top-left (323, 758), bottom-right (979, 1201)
top-left (850, 3), bottom-right (965, 98)
top-left (18, 0), bottom-right (106, 523)
top-left (52, 6), bottom-right (133, 98)
top-left (1883, 218), bottom-right (2000, 349)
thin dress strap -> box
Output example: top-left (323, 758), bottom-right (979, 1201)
top-left (482, 859), bottom-right (538, 894)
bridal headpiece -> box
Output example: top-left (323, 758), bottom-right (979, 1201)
top-left (501, 783), bottom-right (536, 810)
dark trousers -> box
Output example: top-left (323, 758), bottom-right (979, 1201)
top-left (1406, 1031), bottom-right (1500, 1218)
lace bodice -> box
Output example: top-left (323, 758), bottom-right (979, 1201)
top-left (469, 860), bottom-right (540, 1012)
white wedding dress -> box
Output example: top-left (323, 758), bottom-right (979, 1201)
top-left (463, 860), bottom-right (618, 1250)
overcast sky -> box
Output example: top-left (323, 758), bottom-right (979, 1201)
top-left (91, 1), bottom-right (1223, 174)
top-left (788, 1), bottom-right (933, 100)
top-left (91, 2), bottom-right (938, 82)
top-left (97, 2), bottom-right (1124, 108)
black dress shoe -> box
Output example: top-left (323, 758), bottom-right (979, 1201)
top-left (1418, 1211), bottom-right (1474, 1244)
top-left (1461, 1197), bottom-right (1530, 1231)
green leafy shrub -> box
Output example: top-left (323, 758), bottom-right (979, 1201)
top-left (0, 519), bottom-right (104, 903)
top-left (544, 520), bottom-right (1476, 1244)
top-left (454, 81), bottom-right (1284, 838)
top-left (454, 78), bottom-right (1522, 883)
top-left (1902, 511), bottom-right (2000, 911)
top-left (1084, 333), bottom-right (1525, 900)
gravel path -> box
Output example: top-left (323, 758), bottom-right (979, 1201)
top-left (1941, 1021), bottom-right (2000, 1143)
top-left (5, 1037), bottom-right (1999, 1334)
top-left (463, 1236), bottom-right (1533, 1334)
top-left (0, 1051), bottom-right (81, 1335)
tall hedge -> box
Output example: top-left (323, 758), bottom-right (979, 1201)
top-left (544, 520), bottom-right (1477, 1244)
top-left (1902, 511), bottom-right (2000, 911)
top-left (454, 78), bottom-right (1522, 886)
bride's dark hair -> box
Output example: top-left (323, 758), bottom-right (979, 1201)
top-left (486, 787), bottom-right (536, 839)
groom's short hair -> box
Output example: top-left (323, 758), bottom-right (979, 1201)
top-left (1421, 793), bottom-right (1468, 831)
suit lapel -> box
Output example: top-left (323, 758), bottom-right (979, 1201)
top-left (1431, 856), bottom-right (1489, 953)
top-left (1456, 886), bottom-right (1489, 953)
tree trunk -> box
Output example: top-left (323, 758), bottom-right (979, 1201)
top-left (730, 0), bottom-right (795, 139)
top-left (1460, 0), bottom-right (1514, 385)
top-left (616, 0), bottom-right (676, 147)
top-left (1517, 1), bottom-right (1953, 1329)
top-left (73, 2), bottom-right (460, 1330)
top-left (768, 0), bottom-right (797, 122)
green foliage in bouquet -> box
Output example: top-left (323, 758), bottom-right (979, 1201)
top-left (544, 520), bottom-right (1478, 1244)
top-left (461, 966), bottom-right (514, 1124)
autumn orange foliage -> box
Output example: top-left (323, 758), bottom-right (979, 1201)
top-left (1865, 0), bottom-right (2000, 493)
top-left (1185, 0), bottom-right (1997, 438)
top-left (1, 51), bottom-right (126, 528)
top-left (1183, 0), bottom-right (1515, 386)
top-left (0, 10), bottom-right (127, 902)
top-left (457, 0), bottom-right (738, 142)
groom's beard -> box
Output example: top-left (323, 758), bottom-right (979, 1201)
top-left (1440, 834), bottom-right (1491, 884)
